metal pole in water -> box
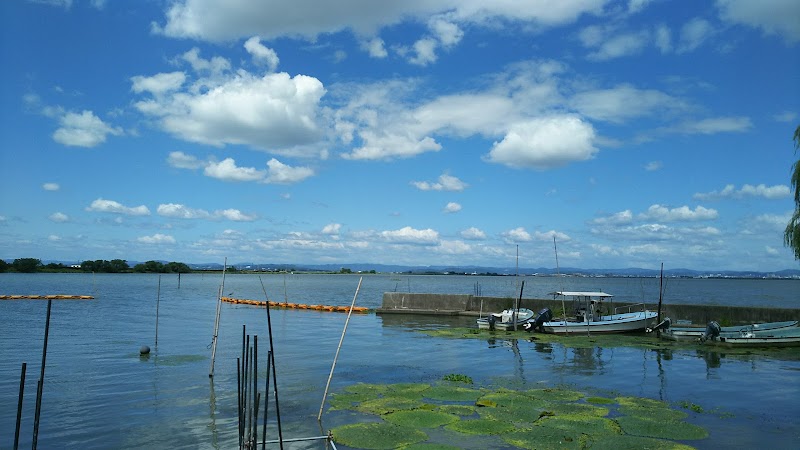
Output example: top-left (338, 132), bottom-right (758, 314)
top-left (32, 299), bottom-right (52, 450)
top-left (258, 277), bottom-right (284, 448)
top-left (237, 357), bottom-right (242, 450)
top-left (155, 275), bottom-right (161, 349)
top-left (261, 350), bottom-right (272, 450)
top-left (657, 262), bottom-right (664, 323)
top-left (513, 280), bottom-right (525, 332)
top-left (318, 277), bottom-right (363, 421)
top-left (14, 362), bottom-right (26, 450)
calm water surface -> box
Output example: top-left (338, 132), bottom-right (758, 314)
top-left (0, 273), bottom-right (798, 449)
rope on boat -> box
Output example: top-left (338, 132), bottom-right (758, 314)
top-left (220, 296), bottom-right (369, 313)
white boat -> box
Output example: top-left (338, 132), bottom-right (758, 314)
top-left (700, 321), bottom-right (800, 347)
top-left (477, 308), bottom-right (535, 331)
top-left (525, 291), bottom-right (657, 334)
top-left (654, 319), bottom-right (799, 342)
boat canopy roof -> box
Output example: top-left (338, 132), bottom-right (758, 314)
top-left (551, 291), bottom-right (613, 298)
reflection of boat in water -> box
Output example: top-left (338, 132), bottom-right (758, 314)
top-left (524, 291), bottom-right (657, 334)
top-left (477, 308), bottom-right (535, 330)
top-left (698, 320), bottom-right (800, 347)
top-left (651, 318), bottom-right (798, 342)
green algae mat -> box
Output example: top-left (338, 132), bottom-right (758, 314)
top-left (328, 378), bottom-right (708, 449)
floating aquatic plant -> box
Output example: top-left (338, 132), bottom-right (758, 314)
top-left (424, 385), bottom-right (483, 402)
top-left (589, 434), bottom-right (697, 450)
top-left (327, 380), bottom-right (708, 449)
top-left (619, 404), bottom-right (688, 422)
top-left (331, 422), bottom-right (427, 449)
top-left (502, 426), bottom-right (590, 449)
top-left (587, 396), bottom-right (615, 404)
top-left (354, 396), bottom-right (427, 415)
top-left (436, 404), bottom-right (476, 416)
top-left (536, 414), bottom-right (622, 436)
top-left (528, 387), bottom-right (585, 402)
top-left (441, 373), bottom-right (473, 384)
top-left (383, 409), bottom-right (459, 428)
top-left (615, 416), bottom-right (709, 440)
top-left (402, 444), bottom-right (462, 450)
top-left (444, 417), bottom-right (515, 435)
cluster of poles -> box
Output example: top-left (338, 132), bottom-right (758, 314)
top-left (225, 274), bottom-right (357, 449)
top-left (237, 325), bottom-right (283, 450)
top-left (12, 299), bottom-right (53, 450)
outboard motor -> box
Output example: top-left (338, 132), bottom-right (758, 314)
top-left (524, 308), bottom-right (553, 333)
top-left (700, 321), bottom-right (721, 343)
top-left (646, 317), bottom-right (671, 333)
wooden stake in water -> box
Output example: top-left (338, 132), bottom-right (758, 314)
top-left (318, 277), bottom-right (363, 421)
top-left (209, 257), bottom-right (227, 378)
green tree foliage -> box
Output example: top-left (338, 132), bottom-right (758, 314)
top-left (81, 259), bottom-right (130, 273)
top-left (133, 261), bottom-right (192, 273)
top-left (785, 125), bottom-right (800, 261)
top-left (165, 261), bottom-right (192, 273)
top-left (0, 259), bottom-right (9, 272)
top-left (13, 258), bottom-right (42, 273)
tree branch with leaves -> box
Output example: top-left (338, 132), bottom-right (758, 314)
top-left (785, 125), bottom-right (800, 261)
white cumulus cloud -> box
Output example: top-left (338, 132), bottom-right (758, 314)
top-left (443, 202), bottom-right (462, 213)
top-left (486, 115), bottom-right (597, 170)
top-left (53, 110), bottom-right (123, 147)
top-left (380, 226), bottom-right (439, 245)
top-left (137, 233), bottom-right (176, 244)
top-left (86, 198), bottom-right (150, 216)
top-left (49, 212), bottom-right (69, 222)
top-left (411, 173), bottom-right (468, 191)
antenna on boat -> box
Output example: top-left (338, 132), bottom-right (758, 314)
top-left (553, 236), bottom-right (569, 334)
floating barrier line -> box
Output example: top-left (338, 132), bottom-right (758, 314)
top-left (220, 296), bottom-right (369, 313)
top-left (0, 295), bottom-right (94, 300)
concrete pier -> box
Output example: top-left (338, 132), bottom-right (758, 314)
top-left (378, 292), bottom-right (798, 326)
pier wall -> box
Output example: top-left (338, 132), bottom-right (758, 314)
top-left (378, 292), bottom-right (798, 325)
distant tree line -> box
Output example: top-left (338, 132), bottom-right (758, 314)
top-left (0, 258), bottom-right (192, 274)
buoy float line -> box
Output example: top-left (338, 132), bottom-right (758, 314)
top-left (0, 295), bottom-right (94, 300)
top-left (219, 296), bottom-right (369, 313)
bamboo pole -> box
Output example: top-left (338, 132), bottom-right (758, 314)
top-left (318, 277), bottom-right (363, 421)
top-left (208, 258), bottom-right (227, 377)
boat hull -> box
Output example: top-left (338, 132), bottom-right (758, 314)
top-left (704, 324), bottom-right (800, 347)
top-left (477, 308), bottom-right (535, 330)
top-left (660, 320), bottom-right (799, 342)
top-left (541, 311), bottom-right (658, 334)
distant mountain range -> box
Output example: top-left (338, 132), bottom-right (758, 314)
top-left (9, 259), bottom-right (799, 279)
top-left (187, 261), bottom-right (800, 279)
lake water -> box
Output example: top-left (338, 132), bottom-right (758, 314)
top-left (0, 273), bottom-right (798, 449)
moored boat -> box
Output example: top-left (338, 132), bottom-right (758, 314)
top-left (653, 318), bottom-right (799, 342)
top-left (524, 291), bottom-right (657, 334)
top-left (477, 308), bottom-right (535, 331)
top-left (699, 321), bottom-right (800, 347)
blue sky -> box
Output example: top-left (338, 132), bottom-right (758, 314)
top-left (1, 0), bottom-right (798, 271)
